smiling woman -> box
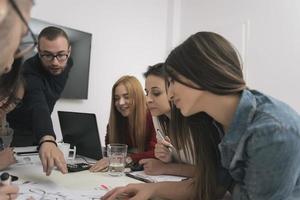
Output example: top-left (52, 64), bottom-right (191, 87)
top-left (89, 75), bottom-right (157, 173)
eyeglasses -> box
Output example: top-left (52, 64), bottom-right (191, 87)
top-left (39, 53), bottom-right (69, 62)
top-left (9, 0), bottom-right (37, 59)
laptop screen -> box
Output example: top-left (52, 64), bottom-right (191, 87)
top-left (58, 111), bottom-right (102, 160)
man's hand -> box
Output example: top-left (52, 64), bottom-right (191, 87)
top-left (0, 148), bottom-right (16, 170)
top-left (0, 184), bottom-right (19, 200)
top-left (38, 136), bottom-right (67, 176)
top-left (139, 158), bottom-right (166, 175)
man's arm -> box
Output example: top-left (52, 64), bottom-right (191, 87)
top-left (38, 135), bottom-right (67, 176)
top-left (25, 74), bottom-right (67, 175)
top-left (0, 184), bottom-right (19, 200)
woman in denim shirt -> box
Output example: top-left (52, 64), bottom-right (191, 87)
top-left (102, 32), bottom-right (300, 200)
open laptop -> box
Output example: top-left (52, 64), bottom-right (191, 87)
top-left (58, 111), bottom-right (102, 160)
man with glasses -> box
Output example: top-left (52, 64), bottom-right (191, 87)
top-left (7, 26), bottom-right (72, 176)
top-left (0, 0), bottom-right (35, 199)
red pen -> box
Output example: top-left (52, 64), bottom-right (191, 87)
top-left (100, 184), bottom-right (109, 190)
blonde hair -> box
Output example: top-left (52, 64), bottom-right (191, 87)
top-left (108, 75), bottom-right (147, 152)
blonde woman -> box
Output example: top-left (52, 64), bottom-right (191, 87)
top-left (90, 75), bottom-right (156, 172)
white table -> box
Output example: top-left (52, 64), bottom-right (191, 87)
top-left (2, 147), bottom-right (141, 200)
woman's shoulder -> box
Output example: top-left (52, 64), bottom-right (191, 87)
top-left (248, 90), bottom-right (300, 138)
top-left (233, 89), bottom-right (300, 141)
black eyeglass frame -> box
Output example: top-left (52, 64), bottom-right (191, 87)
top-left (9, 0), bottom-right (37, 59)
top-left (39, 53), bottom-right (70, 62)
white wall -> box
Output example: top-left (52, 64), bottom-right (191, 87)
top-left (31, 0), bottom-right (300, 145)
top-left (179, 0), bottom-right (300, 113)
top-left (31, 0), bottom-right (173, 144)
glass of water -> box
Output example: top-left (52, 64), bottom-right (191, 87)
top-left (107, 144), bottom-right (128, 176)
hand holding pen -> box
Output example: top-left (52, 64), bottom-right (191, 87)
top-left (155, 129), bottom-right (174, 163)
top-left (156, 129), bottom-right (175, 150)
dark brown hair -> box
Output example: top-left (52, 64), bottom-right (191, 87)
top-left (165, 32), bottom-right (246, 199)
top-left (143, 63), bottom-right (170, 134)
top-left (38, 26), bottom-right (70, 47)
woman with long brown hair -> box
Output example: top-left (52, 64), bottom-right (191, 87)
top-left (141, 63), bottom-right (196, 177)
top-left (102, 32), bottom-right (300, 200)
top-left (90, 75), bottom-right (156, 172)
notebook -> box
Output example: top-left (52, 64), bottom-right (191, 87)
top-left (126, 171), bottom-right (187, 183)
top-left (58, 111), bottom-right (103, 160)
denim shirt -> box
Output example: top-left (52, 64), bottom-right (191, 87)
top-left (219, 89), bottom-right (300, 200)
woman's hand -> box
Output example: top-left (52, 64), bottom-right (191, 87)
top-left (0, 184), bottom-right (19, 200)
top-left (154, 136), bottom-right (172, 163)
top-left (101, 183), bottom-right (156, 200)
top-left (89, 157), bottom-right (109, 172)
top-left (139, 158), bottom-right (167, 175)
top-left (0, 148), bottom-right (16, 170)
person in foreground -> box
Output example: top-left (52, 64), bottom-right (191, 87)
top-left (0, 0), bottom-right (34, 198)
top-left (141, 63), bottom-right (195, 177)
top-left (0, 81), bottom-right (24, 171)
top-left (7, 26), bottom-right (73, 176)
top-left (101, 32), bottom-right (300, 200)
top-left (90, 75), bottom-right (156, 172)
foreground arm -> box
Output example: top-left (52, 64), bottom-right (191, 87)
top-left (140, 158), bottom-right (195, 177)
top-left (0, 148), bottom-right (16, 170)
top-left (0, 185), bottom-right (19, 200)
top-left (101, 179), bottom-right (194, 200)
top-left (154, 138), bottom-right (173, 163)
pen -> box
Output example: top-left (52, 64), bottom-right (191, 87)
top-left (1, 172), bottom-right (11, 185)
top-left (156, 129), bottom-right (175, 151)
top-left (125, 172), bottom-right (153, 183)
top-left (100, 184), bottom-right (109, 191)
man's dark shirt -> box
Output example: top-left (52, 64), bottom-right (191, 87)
top-left (7, 54), bottom-right (73, 142)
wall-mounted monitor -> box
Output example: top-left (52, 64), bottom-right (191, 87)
top-left (23, 18), bottom-right (92, 99)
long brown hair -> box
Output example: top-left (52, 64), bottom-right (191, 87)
top-left (143, 63), bottom-right (171, 135)
top-left (108, 75), bottom-right (148, 152)
top-left (165, 32), bottom-right (246, 199)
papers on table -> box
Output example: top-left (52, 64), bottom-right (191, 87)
top-left (126, 171), bottom-right (187, 183)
